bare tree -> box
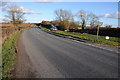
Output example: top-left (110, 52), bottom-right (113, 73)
top-left (77, 10), bottom-right (89, 27)
top-left (77, 10), bottom-right (99, 27)
top-left (54, 9), bottom-right (73, 30)
top-left (89, 13), bottom-right (99, 27)
top-left (4, 5), bottom-right (26, 26)
top-left (55, 9), bottom-right (73, 21)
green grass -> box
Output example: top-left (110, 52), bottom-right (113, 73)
top-left (41, 27), bottom-right (119, 46)
top-left (2, 30), bottom-right (21, 78)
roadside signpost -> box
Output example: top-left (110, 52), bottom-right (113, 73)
top-left (93, 22), bottom-right (103, 39)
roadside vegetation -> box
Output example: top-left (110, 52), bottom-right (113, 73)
top-left (41, 27), bottom-right (119, 47)
top-left (1, 4), bottom-right (32, 78)
top-left (2, 30), bottom-right (21, 78)
top-left (39, 9), bottom-right (119, 47)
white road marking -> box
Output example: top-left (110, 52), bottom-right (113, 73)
top-left (72, 40), bottom-right (119, 54)
top-left (35, 28), bottom-right (119, 54)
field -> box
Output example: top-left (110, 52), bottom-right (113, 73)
top-left (0, 23), bottom-right (32, 28)
top-left (1, 23), bottom-right (32, 44)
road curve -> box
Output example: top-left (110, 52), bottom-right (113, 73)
top-left (18, 26), bottom-right (118, 78)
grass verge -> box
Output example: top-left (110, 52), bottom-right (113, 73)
top-left (2, 30), bottom-right (21, 78)
top-left (41, 27), bottom-right (119, 47)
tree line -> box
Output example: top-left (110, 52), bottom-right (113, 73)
top-left (3, 5), bottom-right (102, 29)
top-left (53, 9), bottom-right (99, 30)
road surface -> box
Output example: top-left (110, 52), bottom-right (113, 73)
top-left (16, 26), bottom-right (118, 78)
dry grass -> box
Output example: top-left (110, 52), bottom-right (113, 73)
top-left (1, 23), bottom-right (32, 44)
top-left (0, 23), bottom-right (15, 28)
top-left (0, 23), bottom-right (32, 28)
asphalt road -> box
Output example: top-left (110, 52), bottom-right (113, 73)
top-left (19, 26), bottom-right (118, 78)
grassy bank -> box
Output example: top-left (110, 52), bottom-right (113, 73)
top-left (41, 27), bottom-right (119, 47)
top-left (2, 30), bottom-right (21, 78)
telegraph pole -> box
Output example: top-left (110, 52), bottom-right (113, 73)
top-left (97, 25), bottom-right (100, 39)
